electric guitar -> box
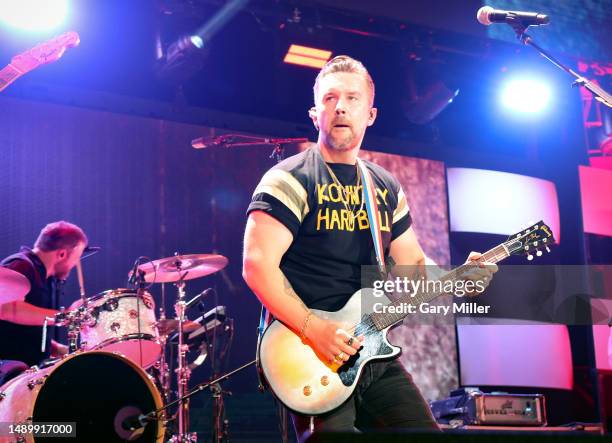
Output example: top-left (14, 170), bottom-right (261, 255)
top-left (0, 31), bottom-right (80, 93)
top-left (259, 221), bottom-right (555, 415)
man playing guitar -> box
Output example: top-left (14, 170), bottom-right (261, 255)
top-left (243, 55), bottom-right (497, 440)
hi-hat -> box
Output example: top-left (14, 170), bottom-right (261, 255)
top-left (133, 254), bottom-right (228, 283)
top-left (0, 267), bottom-right (31, 304)
top-left (156, 319), bottom-right (200, 336)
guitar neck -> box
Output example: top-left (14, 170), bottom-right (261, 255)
top-left (0, 64), bottom-right (24, 92)
top-left (371, 243), bottom-right (510, 330)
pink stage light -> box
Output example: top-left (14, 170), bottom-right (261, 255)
top-left (579, 165), bottom-right (612, 237)
top-left (457, 322), bottom-right (573, 389)
top-left (447, 168), bottom-right (561, 242)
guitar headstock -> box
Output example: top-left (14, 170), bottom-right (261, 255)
top-left (504, 220), bottom-right (556, 261)
top-left (10, 31), bottom-right (80, 74)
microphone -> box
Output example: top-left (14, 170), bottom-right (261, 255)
top-left (121, 414), bottom-right (148, 431)
top-left (185, 288), bottom-right (214, 310)
top-left (127, 259), bottom-right (140, 286)
top-left (192, 136), bottom-right (226, 149)
top-left (114, 407), bottom-right (153, 441)
top-left (81, 245), bottom-right (101, 259)
top-left (477, 6), bottom-right (549, 27)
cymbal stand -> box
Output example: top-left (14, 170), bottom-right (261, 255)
top-left (171, 267), bottom-right (196, 442)
top-left (157, 282), bottom-right (172, 404)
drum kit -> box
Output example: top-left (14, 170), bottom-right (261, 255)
top-left (0, 252), bottom-right (245, 443)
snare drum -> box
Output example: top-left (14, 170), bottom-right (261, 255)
top-left (74, 289), bottom-right (161, 368)
top-left (0, 351), bottom-right (165, 442)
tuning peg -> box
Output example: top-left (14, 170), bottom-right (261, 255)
top-left (536, 249), bottom-right (542, 257)
top-left (545, 246), bottom-right (551, 253)
top-left (527, 253), bottom-right (534, 261)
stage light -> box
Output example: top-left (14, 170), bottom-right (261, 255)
top-left (0, 0), bottom-right (69, 32)
top-left (403, 81), bottom-right (459, 125)
top-left (284, 44), bottom-right (332, 69)
top-left (500, 77), bottom-right (551, 114)
top-left (156, 35), bottom-right (207, 83)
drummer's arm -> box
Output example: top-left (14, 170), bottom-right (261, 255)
top-left (0, 301), bottom-right (58, 326)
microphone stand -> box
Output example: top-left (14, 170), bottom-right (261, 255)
top-left (194, 134), bottom-right (309, 162)
top-left (134, 359), bottom-right (257, 436)
top-left (510, 23), bottom-right (612, 108)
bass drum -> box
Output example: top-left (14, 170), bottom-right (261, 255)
top-left (0, 351), bottom-right (165, 442)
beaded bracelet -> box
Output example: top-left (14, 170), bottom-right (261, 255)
top-left (300, 311), bottom-right (313, 340)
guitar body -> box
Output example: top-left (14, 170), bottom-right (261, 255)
top-left (259, 290), bottom-right (400, 415)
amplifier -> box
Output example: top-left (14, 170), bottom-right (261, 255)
top-left (430, 388), bottom-right (546, 426)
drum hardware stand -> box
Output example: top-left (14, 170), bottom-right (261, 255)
top-left (46, 306), bottom-right (91, 354)
top-left (210, 315), bottom-right (234, 443)
top-left (159, 283), bottom-right (171, 402)
top-left (157, 281), bottom-right (172, 404)
top-left (135, 268), bottom-right (149, 370)
top-left (171, 254), bottom-right (195, 442)
top-left (129, 360), bottom-right (257, 439)
top-left (211, 381), bottom-right (231, 443)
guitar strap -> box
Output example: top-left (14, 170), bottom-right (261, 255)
top-left (356, 158), bottom-right (387, 275)
top-left (255, 304), bottom-right (271, 389)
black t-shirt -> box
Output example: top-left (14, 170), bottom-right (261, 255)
top-left (247, 146), bottom-right (411, 311)
top-left (0, 247), bottom-right (57, 366)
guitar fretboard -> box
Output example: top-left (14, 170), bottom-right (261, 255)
top-left (370, 243), bottom-right (509, 331)
top-left (0, 65), bottom-right (22, 92)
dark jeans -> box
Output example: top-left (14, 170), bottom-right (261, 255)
top-left (290, 358), bottom-right (440, 442)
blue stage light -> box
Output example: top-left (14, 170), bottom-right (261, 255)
top-left (501, 77), bottom-right (551, 114)
top-left (190, 36), bottom-right (204, 49)
top-left (0, 0), bottom-right (69, 32)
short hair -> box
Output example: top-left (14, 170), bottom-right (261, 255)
top-left (34, 221), bottom-right (88, 252)
top-left (313, 55), bottom-right (375, 106)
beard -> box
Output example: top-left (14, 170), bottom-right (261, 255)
top-left (54, 262), bottom-right (73, 280)
top-left (322, 127), bottom-right (357, 151)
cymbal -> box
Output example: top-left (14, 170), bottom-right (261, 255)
top-left (156, 319), bottom-right (200, 336)
top-left (134, 254), bottom-right (228, 283)
top-left (0, 267), bottom-right (31, 304)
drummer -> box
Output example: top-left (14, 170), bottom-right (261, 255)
top-left (0, 221), bottom-right (88, 375)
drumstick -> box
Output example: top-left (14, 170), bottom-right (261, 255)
top-left (76, 260), bottom-right (86, 304)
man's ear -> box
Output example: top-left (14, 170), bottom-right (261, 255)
top-left (367, 107), bottom-right (378, 126)
top-left (308, 107), bottom-right (319, 130)
top-left (57, 249), bottom-right (67, 260)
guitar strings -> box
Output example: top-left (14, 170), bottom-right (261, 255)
top-left (339, 227), bottom-right (547, 338)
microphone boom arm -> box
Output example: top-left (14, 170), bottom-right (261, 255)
top-left (511, 24), bottom-right (612, 108)
top-left (192, 133), bottom-right (309, 163)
